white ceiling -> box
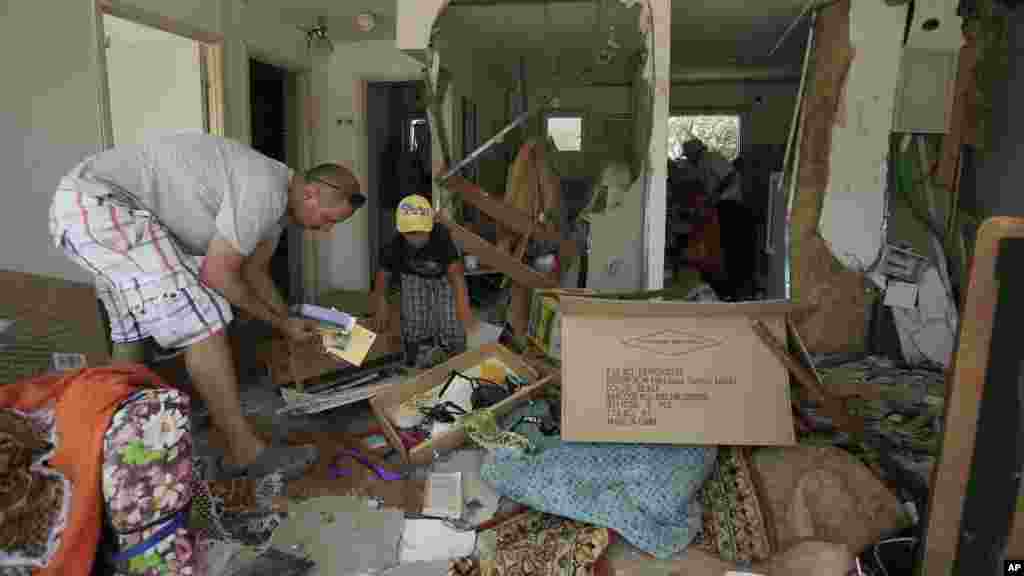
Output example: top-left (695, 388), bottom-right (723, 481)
top-left (263, 0), bottom-right (399, 43)
top-left (670, 0), bottom-right (811, 68)
top-left (266, 0), bottom-right (812, 73)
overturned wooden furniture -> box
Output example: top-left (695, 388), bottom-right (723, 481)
top-left (442, 170), bottom-right (577, 337)
top-left (920, 217), bottom-right (1024, 575)
top-left (369, 343), bottom-right (554, 466)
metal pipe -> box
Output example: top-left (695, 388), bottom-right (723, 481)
top-left (436, 96), bottom-right (554, 184)
top-left (767, 0), bottom-right (840, 59)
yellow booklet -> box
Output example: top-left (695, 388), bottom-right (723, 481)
top-left (318, 323), bottom-right (378, 366)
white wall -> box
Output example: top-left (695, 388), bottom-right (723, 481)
top-left (670, 81), bottom-right (799, 146)
top-left (0, 0), bottom-right (310, 283)
top-left (105, 15), bottom-right (205, 146)
top-left (0, 0), bottom-right (106, 282)
top-left (311, 39), bottom-right (426, 293)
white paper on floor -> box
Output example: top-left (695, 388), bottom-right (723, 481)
top-left (399, 519), bottom-right (477, 564)
top-left (883, 280), bottom-right (919, 309)
top-left (891, 265), bottom-right (958, 367)
top-left (468, 322), bottom-right (503, 349)
top-left (199, 540), bottom-right (244, 576)
top-left (430, 449), bottom-right (501, 526)
top-left (269, 496), bottom-right (404, 576)
top-left (431, 373), bottom-right (476, 437)
top-left (380, 560), bottom-right (451, 576)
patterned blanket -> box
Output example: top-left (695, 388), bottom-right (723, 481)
top-left (0, 408), bottom-right (70, 572)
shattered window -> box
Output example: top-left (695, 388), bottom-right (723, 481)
top-left (668, 115), bottom-right (740, 161)
top-left (546, 115), bottom-right (583, 152)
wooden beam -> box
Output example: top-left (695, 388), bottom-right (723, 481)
top-left (751, 319), bottom-right (864, 436)
top-left (444, 175), bottom-right (577, 262)
top-left (938, 30), bottom-right (977, 191)
top-left (443, 216), bottom-right (558, 289)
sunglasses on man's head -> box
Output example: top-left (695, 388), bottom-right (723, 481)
top-left (312, 178), bottom-right (366, 210)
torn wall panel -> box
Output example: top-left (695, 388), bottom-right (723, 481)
top-left (817, 0), bottom-right (908, 272)
top-left (790, 0), bottom-right (874, 355)
top-left (396, 0), bottom-right (670, 290)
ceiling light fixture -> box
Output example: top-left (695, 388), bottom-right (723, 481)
top-left (356, 12), bottom-right (377, 33)
top-left (299, 15), bottom-right (334, 54)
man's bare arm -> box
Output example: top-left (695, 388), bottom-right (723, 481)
top-left (201, 236), bottom-right (289, 332)
top-left (242, 235), bottom-right (289, 319)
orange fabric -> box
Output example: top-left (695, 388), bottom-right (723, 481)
top-left (0, 363), bottom-right (166, 576)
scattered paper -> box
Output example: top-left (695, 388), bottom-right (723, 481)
top-left (270, 496), bottom-right (404, 576)
top-left (883, 280), bottom-right (919, 309)
top-left (0, 319), bottom-right (14, 350)
top-left (298, 304), bottom-right (357, 331)
top-left (468, 322), bottom-right (503, 349)
top-left (277, 381), bottom-right (391, 416)
top-left (431, 450), bottom-right (500, 526)
top-left (423, 472), bottom-right (463, 520)
top-left (399, 519), bottom-right (477, 564)
top-left (890, 266), bottom-right (958, 367)
top-left (321, 323), bottom-right (378, 367)
top-left (381, 560), bottom-right (451, 576)
top-left (51, 352), bottom-right (87, 371)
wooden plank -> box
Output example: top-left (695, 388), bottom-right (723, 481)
top-left (938, 31), bottom-right (976, 191)
top-left (921, 217), bottom-right (1024, 574)
top-left (406, 376), bottom-right (551, 466)
top-left (751, 319), bottom-right (864, 436)
top-left (789, 0), bottom-right (874, 355)
top-left (97, 0), bottom-right (223, 44)
top-left (445, 175), bottom-right (578, 262)
top-left (443, 216), bottom-right (558, 289)
top-left (203, 43), bottom-right (225, 137)
top-left (369, 343), bottom-right (545, 466)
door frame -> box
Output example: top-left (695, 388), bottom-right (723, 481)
top-left (246, 50), bottom-right (316, 305)
top-left (94, 0), bottom-right (225, 148)
top-left (356, 74), bottom-right (438, 289)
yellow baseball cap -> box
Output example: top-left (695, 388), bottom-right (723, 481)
top-left (396, 195), bottom-right (434, 233)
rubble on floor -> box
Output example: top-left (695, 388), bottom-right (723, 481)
top-left (184, 380), bottom-right (919, 575)
top-left (179, 328), bottom-right (940, 576)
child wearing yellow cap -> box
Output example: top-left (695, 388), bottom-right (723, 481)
top-left (369, 194), bottom-right (477, 367)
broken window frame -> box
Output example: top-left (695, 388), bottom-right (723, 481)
top-left (544, 112), bottom-right (585, 153)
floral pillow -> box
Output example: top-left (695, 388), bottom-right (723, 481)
top-left (101, 389), bottom-right (194, 575)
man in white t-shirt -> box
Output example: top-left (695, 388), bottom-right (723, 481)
top-left (49, 132), bottom-right (365, 480)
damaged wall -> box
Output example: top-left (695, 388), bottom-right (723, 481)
top-left (816, 0), bottom-right (908, 273)
top-left (0, 0), bottom-right (311, 283)
top-left (669, 81), bottom-right (799, 147)
top-left (452, 52), bottom-right (635, 185)
top-left (789, 0), bottom-right (875, 354)
top-left (396, 0), bottom-right (670, 290)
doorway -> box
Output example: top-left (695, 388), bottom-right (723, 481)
top-left (103, 14), bottom-right (208, 146)
top-left (366, 82), bottom-right (431, 282)
top-left (249, 58), bottom-right (304, 305)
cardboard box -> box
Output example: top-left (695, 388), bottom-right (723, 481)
top-left (527, 289), bottom-right (596, 359)
top-left (267, 319), bottom-right (400, 389)
top-left (559, 296), bottom-right (798, 446)
top-left (369, 343), bottom-right (554, 466)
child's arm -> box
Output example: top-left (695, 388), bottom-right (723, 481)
top-left (447, 261), bottom-right (477, 335)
